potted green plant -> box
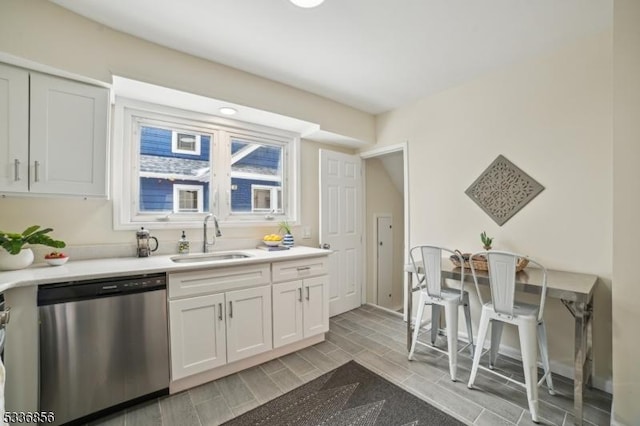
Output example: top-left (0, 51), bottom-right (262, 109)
top-left (480, 231), bottom-right (493, 250)
top-left (0, 225), bottom-right (66, 270)
top-left (278, 221), bottom-right (294, 248)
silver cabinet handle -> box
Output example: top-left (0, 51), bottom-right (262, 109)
top-left (34, 160), bottom-right (40, 182)
top-left (229, 301), bottom-right (233, 318)
top-left (298, 287), bottom-right (302, 302)
top-left (297, 266), bottom-right (311, 271)
top-left (218, 303), bottom-right (222, 321)
top-left (14, 159), bottom-right (20, 181)
top-left (306, 287), bottom-right (310, 300)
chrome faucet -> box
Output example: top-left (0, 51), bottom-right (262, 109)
top-left (203, 213), bottom-right (222, 253)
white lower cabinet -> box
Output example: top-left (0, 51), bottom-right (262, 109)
top-left (273, 275), bottom-right (329, 348)
top-left (169, 293), bottom-right (226, 381)
top-left (168, 281), bottom-right (272, 380)
top-left (168, 256), bottom-right (327, 384)
top-left (226, 285), bottom-right (272, 363)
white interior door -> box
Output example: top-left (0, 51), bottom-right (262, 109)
top-left (376, 216), bottom-right (393, 309)
top-left (319, 150), bottom-right (362, 316)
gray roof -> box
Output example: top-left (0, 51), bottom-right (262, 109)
top-left (140, 155), bottom-right (208, 176)
top-left (140, 155), bottom-right (279, 178)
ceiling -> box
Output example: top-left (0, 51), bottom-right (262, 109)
top-left (50, 0), bottom-right (611, 115)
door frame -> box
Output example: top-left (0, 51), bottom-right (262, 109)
top-left (360, 142), bottom-right (410, 320)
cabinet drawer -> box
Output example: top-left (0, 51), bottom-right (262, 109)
top-left (169, 264), bottom-right (270, 299)
top-left (272, 257), bottom-right (328, 283)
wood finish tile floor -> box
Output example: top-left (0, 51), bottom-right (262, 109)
top-left (90, 305), bottom-right (611, 426)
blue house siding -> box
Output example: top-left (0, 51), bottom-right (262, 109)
top-left (231, 140), bottom-right (281, 170)
top-left (231, 178), bottom-right (280, 212)
top-left (140, 177), bottom-right (210, 212)
top-left (141, 126), bottom-right (210, 161)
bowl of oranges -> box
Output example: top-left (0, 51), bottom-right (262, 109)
top-left (263, 234), bottom-right (283, 247)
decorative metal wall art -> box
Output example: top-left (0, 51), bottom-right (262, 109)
top-left (465, 155), bottom-right (544, 226)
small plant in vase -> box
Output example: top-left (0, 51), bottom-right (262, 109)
top-left (279, 221), bottom-right (294, 248)
top-left (480, 231), bottom-right (493, 250)
top-left (0, 225), bottom-right (66, 270)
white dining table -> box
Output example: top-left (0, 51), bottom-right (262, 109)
top-left (404, 261), bottom-right (598, 426)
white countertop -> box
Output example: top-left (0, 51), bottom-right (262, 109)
top-left (0, 246), bottom-right (331, 292)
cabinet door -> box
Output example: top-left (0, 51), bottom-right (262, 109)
top-left (29, 72), bottom-right (108, 196)
top-left (226, 285), bottom-right (272, 363)
top-left (169, 293), bottom-right (226, 381)
top-left (0, 63), bottom-right (29, 193)
top-left (303, 276), bottom-right (329, 338)
top-left (272, 280), bottom-right (303, 348)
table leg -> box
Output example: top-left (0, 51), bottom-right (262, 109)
top-left (407, 270), bottom-right (413, 351)
top-left (562, 299), bottom-right (594, 426)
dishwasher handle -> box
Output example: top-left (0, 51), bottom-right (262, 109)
top-left (98, 285), bottom-right (121, 295)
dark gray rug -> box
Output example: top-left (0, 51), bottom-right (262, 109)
top-left (223, 360), bottom-right (465, 425)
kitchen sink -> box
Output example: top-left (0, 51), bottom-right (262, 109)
top-left (170, 252), bottom-right (252, 263)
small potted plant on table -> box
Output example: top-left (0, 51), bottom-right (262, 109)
top-left (0, 226), bottom-right (66, 271)
top-left (480, 231), bottom-right (493, 250)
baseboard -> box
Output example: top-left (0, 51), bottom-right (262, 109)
top-left (390, 305), bottom-right (612, 393)
top-left (456, 330), bottom-right (613, 394)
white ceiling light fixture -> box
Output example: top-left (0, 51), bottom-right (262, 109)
top-left (219, 107), bottom-right (237, 115)
top-left (289, 0), bottom-right (325, 8)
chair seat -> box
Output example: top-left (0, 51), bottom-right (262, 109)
top-left (419, 287), bottom-right (468, 303)
top-left (481, 301), bottom-right (539, 319)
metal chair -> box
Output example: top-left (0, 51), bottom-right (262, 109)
top-left (467, 251), bottom-right (555, 423)
top-left (408, 245), bottom-right (474, 381)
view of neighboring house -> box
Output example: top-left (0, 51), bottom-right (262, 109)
top-left (139, 126), bottom-right (283, 215)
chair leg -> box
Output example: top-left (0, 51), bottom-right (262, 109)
top-left (462, 298), bottom-right (474, 357)
top-left (409, 296), bottom-right (426, 360)
top-left (468, 312), bottom-right (490, 389)
top-left (444, 302), bottom-right (459, 381)
top-left (489, 321), bottom-right (504, 369)
top-left (537, 321), bottom-right (555, 395)
top-left (431, 305), bottom-right (441, 345)
top-left (518, 320), bottom-right (540, 423)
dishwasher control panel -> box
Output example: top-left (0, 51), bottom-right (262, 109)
top-left (38, 273), bottom-right (167, 306)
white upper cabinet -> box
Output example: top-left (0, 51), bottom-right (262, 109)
top-left (0, 63), bottom-right (29, 192)
top-left (0, 63), bottom-right (109, 197)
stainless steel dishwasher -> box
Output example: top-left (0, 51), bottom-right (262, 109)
top-left (38, 273), bottom-right (169, 425)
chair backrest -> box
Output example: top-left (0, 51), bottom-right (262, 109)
top-left (409, 245), bottom-right (464, 300)
top-left (469, 250), bottom-right (547, 321)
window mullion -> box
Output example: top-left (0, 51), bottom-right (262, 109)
top-left (216, 130), bottom-right (232, 220)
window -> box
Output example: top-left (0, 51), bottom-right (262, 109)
top-left (173, 184), bottom-right (204, 213)
top-left (231, 137), bottom-right (283, 214)
top-left (251, 184), bottom-right (282, 213)
top-left (113, 99), bottom-right (299, 229)
top-left (172, 131), bottom-right (201, 155)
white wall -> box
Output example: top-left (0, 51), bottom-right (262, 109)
top-left (0, 0), bottom-right (365, 253)
top-left (0, 0), bottom-right (374, 144)
top-left (376, 31), bottom-right (613, 384)
top-left (612, 0), bottom-right (640, 423)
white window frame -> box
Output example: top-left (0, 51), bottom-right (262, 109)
top-left (173, 184), bottom-right (204, 213)
top-left (112, 97), bottom-right (300, 230)
top-left (171, 131), bottom-right (201, 155)
top-left (251, 184), bottom-right (282, 213)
